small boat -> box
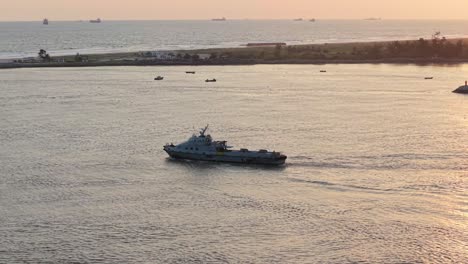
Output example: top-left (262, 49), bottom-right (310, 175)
top-left (90, 18), bottom-right (102, 23)
top-left (154, 76), bottom-right (164, 80)
top-left (212, 17), bottom-right (226, 21)
top-left (453, 81), bottom-right (468, 94)
top-left (43, 18), bottom-right (49, 25)
top-left (205, 79), bottom-right (217, 82)
top-left (164, 125), bottom-right (287, 165)
top-left (186, 71), bottom-right (196, 74)
top-left (425, 77), bottom-right (433, 80)
top-left (320, 70), bottom-right (327, 73)
top-left (309, 18), bottom-right (316, 22)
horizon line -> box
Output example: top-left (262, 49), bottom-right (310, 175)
top-left (2, 18), bottom-right (468, 22)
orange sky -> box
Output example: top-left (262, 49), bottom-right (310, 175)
top-left (2, 0), bottom-right (468, 21)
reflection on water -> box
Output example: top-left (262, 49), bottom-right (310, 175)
top-left (165, 157), bottom-right (288, 171)
top-left (0, 64), bottom-right (466, 263)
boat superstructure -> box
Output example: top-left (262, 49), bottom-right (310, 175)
top-left (164, 125), bottom-right (287, 165)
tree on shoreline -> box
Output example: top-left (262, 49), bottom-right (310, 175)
top-left (367, 44), bottom-right (383, 59)
top-left (274, 44), bottom-right (282, 58)
top-left (38, 49), bottom-right (51, 62)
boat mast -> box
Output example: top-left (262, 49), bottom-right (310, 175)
top-left (200, 124), bottom-right (209, 136)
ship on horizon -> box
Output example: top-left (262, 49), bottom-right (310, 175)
top-left (43, 18), bottom-right (49, 25)
top-left (211, 17), bottom-right (226, 21)
top-left (90, 18), bottom-right (102, 23)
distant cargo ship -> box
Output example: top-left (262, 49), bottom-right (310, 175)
top-left (43, 18), bottom-right (49, 25)
top-left (212, 17), bottom-right (226, 21)
top-left (309, 18), bottom-right (316, 22)
top-left (90, 18), bottom-right (102, 23)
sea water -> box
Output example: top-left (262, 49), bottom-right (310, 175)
top-left (0, 64), bottom-right (466, 263)
top-left (2, 19), bottom-right (468, 58)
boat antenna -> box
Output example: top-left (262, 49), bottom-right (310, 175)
top-left (200, 124), bottom-right (209, 136)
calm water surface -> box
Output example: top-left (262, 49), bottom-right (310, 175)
top-left (2, 20), bottom-right (468, 58)
top-left (0, 64), bottom-right (467, 263)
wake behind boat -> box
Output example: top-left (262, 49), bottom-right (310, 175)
top-left (164, 125), bottom-right (287, 165)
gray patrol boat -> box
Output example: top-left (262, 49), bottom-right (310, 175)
top-left (164, 125), bottom-right (287, 165)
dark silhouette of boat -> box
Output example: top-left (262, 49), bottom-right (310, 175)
top-left (186, 71), bottom-right (196, 74)
top-left (453, 81), bottom-right (468, 94)
top-left (212, 17), bottom-right (226, 21)
top-left (90, 18), bottom-right (102, 23)
top-left (320, 70), bottom-right (327, 73)
top-left (43, 18), bottom-right (49, 25)
top-left (154, 76), bottom-right (164, 80)
top-left (425, 77), bottom-right (433, 80)
top-left (205, 79), bottom-right (217, 82)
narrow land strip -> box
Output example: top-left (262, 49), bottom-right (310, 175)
top-left (2, 38), bottom-right (468, 69)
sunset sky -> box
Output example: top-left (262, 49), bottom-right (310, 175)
top-left (2, 0), bottom-right (468, 21)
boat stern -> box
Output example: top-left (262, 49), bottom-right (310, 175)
top-left (276, 154), bottom-right (287, 165)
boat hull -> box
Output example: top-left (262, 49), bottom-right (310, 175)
top-left (453, 86), bottom-right (468, 94)
top-left (165, 150), bottom-right (286, 165)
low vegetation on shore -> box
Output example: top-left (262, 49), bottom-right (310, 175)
top-left (194, 35), bottom-right (468, 62)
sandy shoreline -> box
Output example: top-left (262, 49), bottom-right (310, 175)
top-left (3, 58), bottom-right (468, 69)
